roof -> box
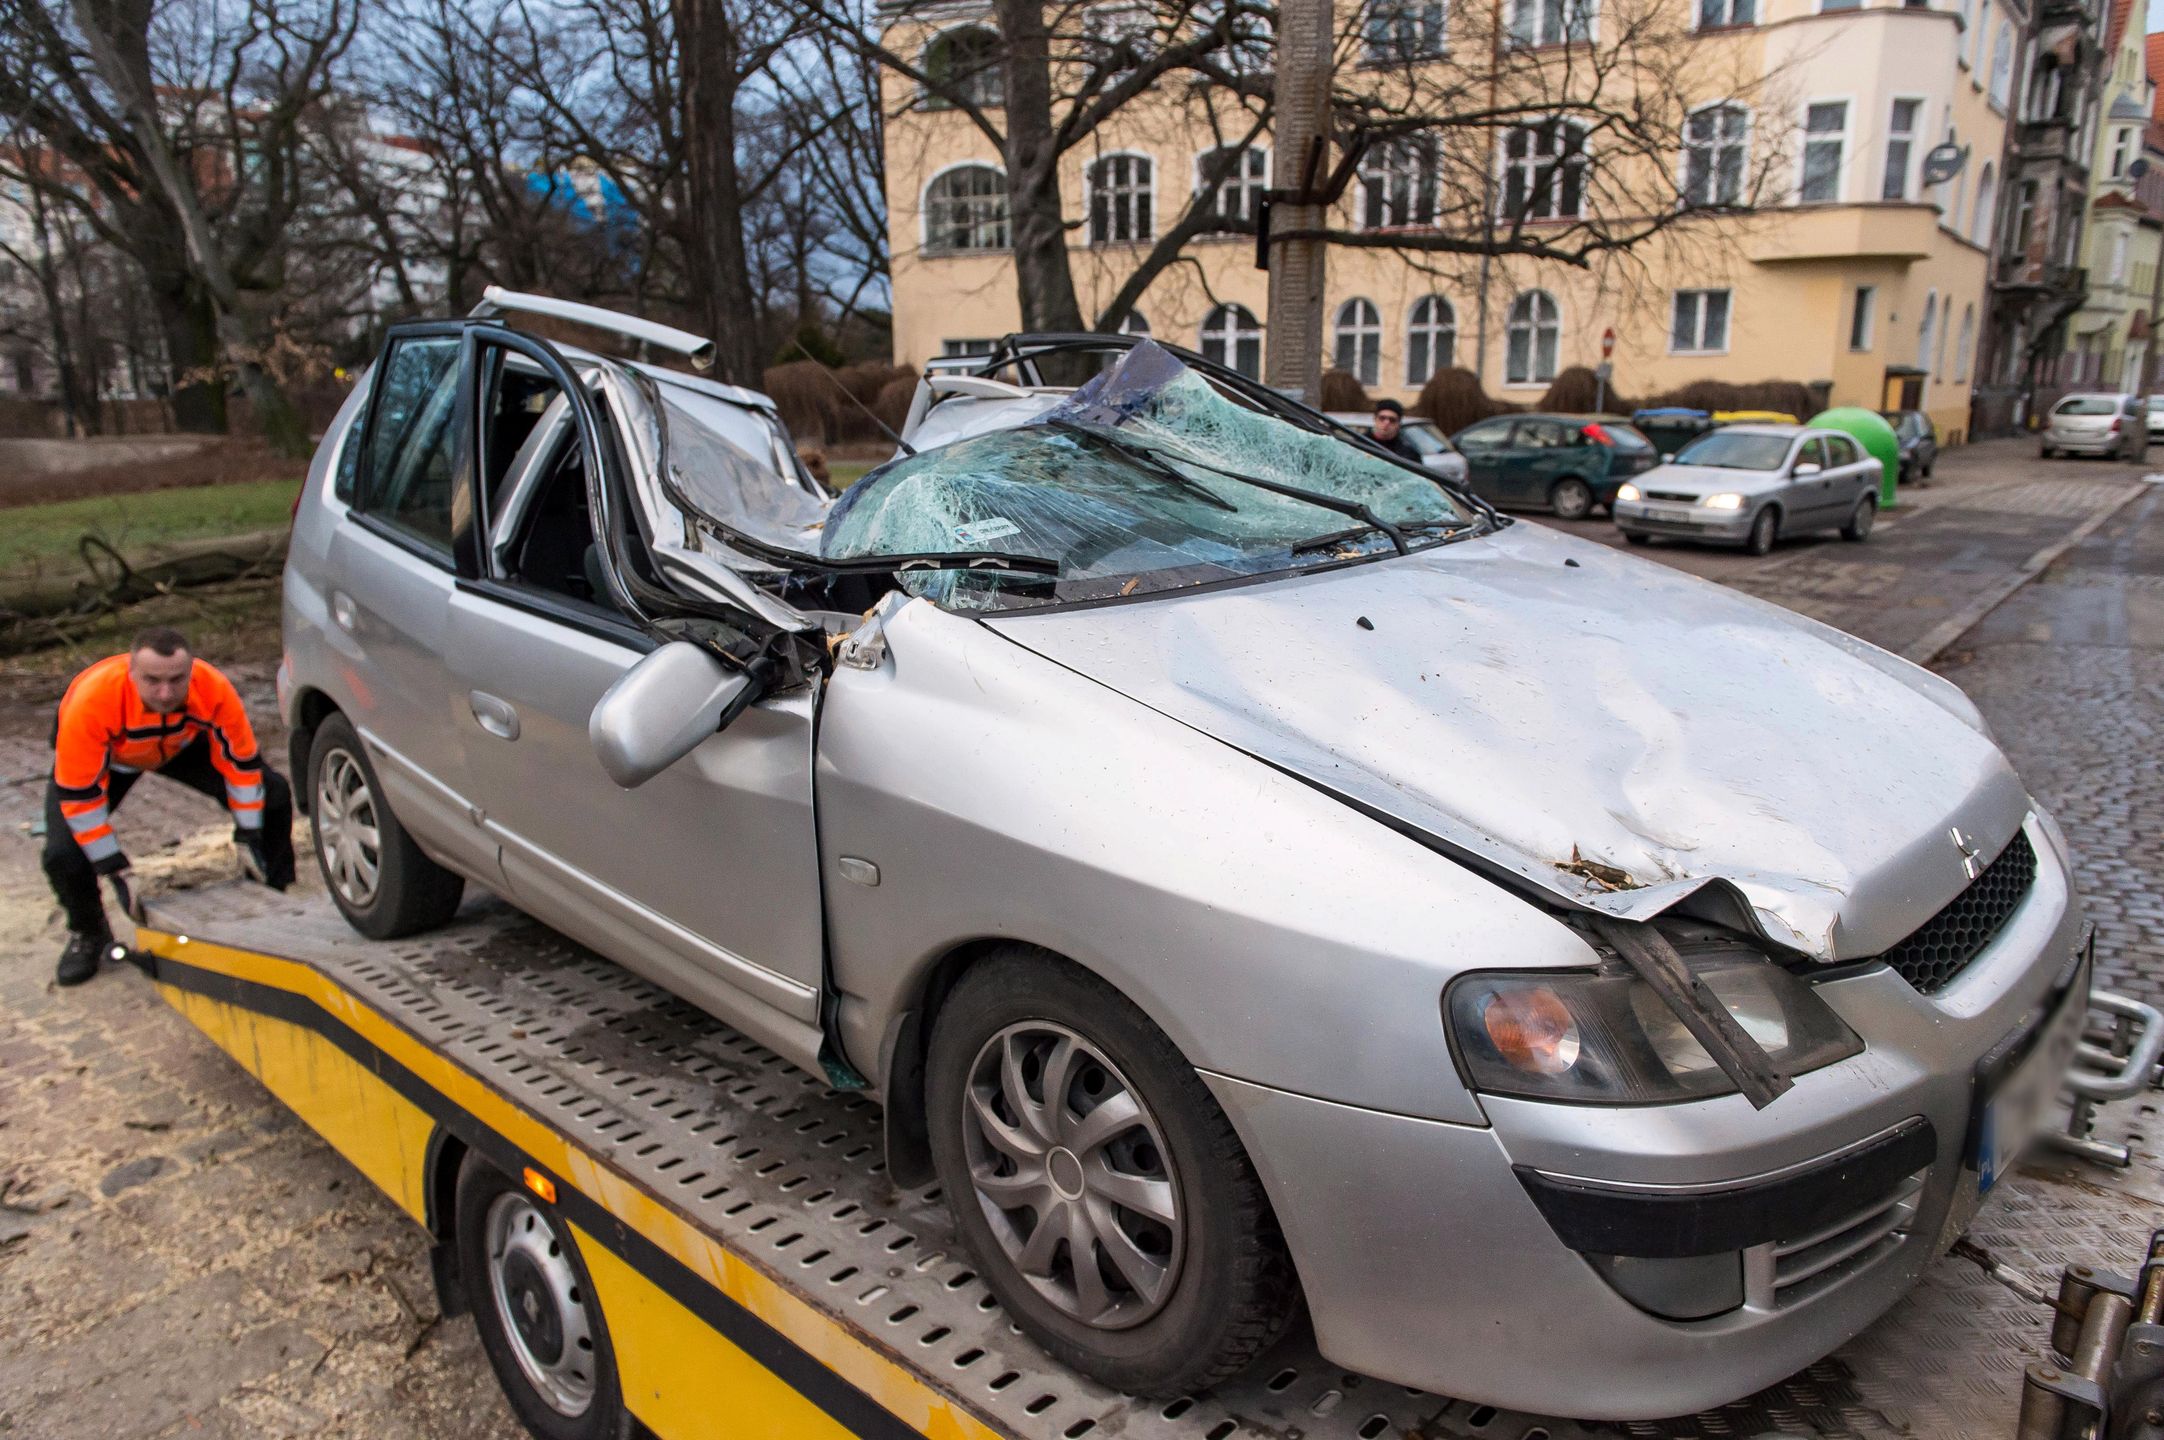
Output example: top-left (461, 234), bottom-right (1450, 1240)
top-left (2107, 0), bottom-right (2135, 58)
top-left (2151, 32), bottom-right (2164, 116)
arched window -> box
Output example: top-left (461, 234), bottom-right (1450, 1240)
top-left (1120, 311), bottom-right (1150, 335)
top-left (1196, 146), bottom-right (1269, 229)
top-left (1088, 154), bottom-right (1154, 244)
top-left (1406, 296), bottom-right (1456, 384)
top-left (1505, 290), bottom-right (1560, 385)
top-left (923, 165), bottom-right (1010, 253)
top-left (921, 26), bottom-right (1003, 108)
top-left (1990, 21), bottom-right (2013, 106)
top-left (1971, 163), bottom-right (1996, 247)
top-left (1955, 303), bottom-right (1976, 381)
top-left (1333, 298), bottom-right (1383, 385)
top-left (1199, 303), bottom-right (1262, 378)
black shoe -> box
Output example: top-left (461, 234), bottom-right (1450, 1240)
top-left (56, 931), bottom-right (109, 986)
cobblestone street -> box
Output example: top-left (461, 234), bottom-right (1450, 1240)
top-left (1, 437), bottom-right (2159, 1439)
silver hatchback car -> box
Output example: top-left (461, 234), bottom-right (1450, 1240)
top-left (1611, 424), bottom-right (1881, 555)
top-left (2040, 392), bottom-right (2144, 459)
top-left (282, 300), bottom-right (2089, 1421)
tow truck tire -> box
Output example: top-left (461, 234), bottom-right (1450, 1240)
top-left (926, 949), bottom-right (1300, 1396)
top-left (308, 712), bottom-right (463, 939)
top-left (456, 1156), bottom-right (634, 1440)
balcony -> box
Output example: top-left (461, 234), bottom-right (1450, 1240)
top-left (1996, 258), bottom-right (2087, 297)
top-left (2016, 117), bottom-right (2076, 163)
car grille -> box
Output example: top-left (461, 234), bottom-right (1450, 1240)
top-left (1746, 1170), bottom-right (1926, 1308)
top-left (1643, 489), bottom-right (1699, 502)
top-left (1881, 831), bottom-right (2038, 994)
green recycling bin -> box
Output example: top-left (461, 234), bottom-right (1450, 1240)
top-left (1806, 407), bottom-right (1901, 510)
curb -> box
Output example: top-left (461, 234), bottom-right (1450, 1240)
top-left (1901, 483), bottom-right (2151, 667)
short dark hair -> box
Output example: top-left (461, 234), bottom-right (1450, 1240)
top-left (1374, 398), bottom-right (1405, 417)
top-left (131, 626), bottom-right (192, 658)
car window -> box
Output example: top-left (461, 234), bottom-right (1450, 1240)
top-left (361, 335), bottom-right (463, 552)
top-left (1515, 420), bottom-right (1568, 449)
top-left (1455, 420), bottom-right (1512, 452)
top-left (1399, 425), bottom-right (1445, 457)
top-left (1825, 435), bottom-right (1859, 465)
top-left (1798, 438), bottom-right (1828, 469)
top-left (2055, 395), bottom-right (2119, 416)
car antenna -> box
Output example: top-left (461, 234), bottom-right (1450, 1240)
top-left (786, 338), bottom-right (915, 457)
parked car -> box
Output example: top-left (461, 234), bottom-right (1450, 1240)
top-left (1631, 405), bottom-right (1715, 459)
top-left (1879, 409), bottom-right (1939, 483)
top-left (1449, 412), bottom-right (1659, 518)
top-left (1611, 424), bottom-right (1881, 554)
top-left (2040, 392), bottom-right (2143, 459)
top-left (2147, 393), bottom-right (2164, 441)
top-left (1326, 410), bottom-right (1471, 483)
top-left (285, 305), bottom-right (2090, 1421)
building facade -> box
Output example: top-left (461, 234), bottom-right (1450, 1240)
top-left (887, 0), bottom-right (2038, 440)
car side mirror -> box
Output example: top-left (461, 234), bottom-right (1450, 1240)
top-left (1792, 462), bottom-right (1822, 477)
top-left (590, 641), bottom-right (756, 788)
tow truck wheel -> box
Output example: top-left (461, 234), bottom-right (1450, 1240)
top-left (456, 1156), bottom-right (634, 1440)
top-left (926, 949), bottom-right (1300, 1396)
top-left (308, 712), bottom-right (463, 939)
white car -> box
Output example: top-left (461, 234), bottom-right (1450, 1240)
top-left (2146, 394), bottom-right (2164, 441)
top-left (2040, 393), bottom-right (2143, 460)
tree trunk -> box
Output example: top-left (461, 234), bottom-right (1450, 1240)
top-left (676, 0), bottom-right (767, 386)
top-left (996, 0), bottom-right (1087, 343)
top-left (1264, 0), bottom-right (1331, 404)
top-left (152, 276), bottom-right (229, 435)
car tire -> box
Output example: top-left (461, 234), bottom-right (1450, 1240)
top-left (926, 948), bottom-right (1300, 1396)
top-left (1622, 531), bottom-right (1651, 546)
top-left (1745, 507), bottom-right (1779, 556)
top-left (309, 711), bottom-right (464, 939)
top-left (1548, 477), bottom-right (1595, 521)
top-left (1841, 496), bottom-right (1876, 542)
top-left (456, 1156), bottom-right (635, 1440)
top-left (2040, 445), bottom-right (2054, 459)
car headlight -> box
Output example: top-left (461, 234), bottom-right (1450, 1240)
top-left (1702, 493), bottom-right (1745, 510)
top-left (1614, 482), bottom-right (1641, 502)
top-left (1444, 957), bottom-right (1861, 1104)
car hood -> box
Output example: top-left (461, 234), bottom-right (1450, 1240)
top-left (983, 521), bottom-right (2029, 962)
top-left (1635, 463), bottom-right (1785, 498)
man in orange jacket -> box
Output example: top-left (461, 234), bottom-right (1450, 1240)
top-left (43, 626), bottom-right (293, 985)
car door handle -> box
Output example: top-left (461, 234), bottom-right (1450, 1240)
top-left (469, 691), bottom-right (520, 741)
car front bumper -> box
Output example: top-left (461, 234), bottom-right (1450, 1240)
top-left (1206, 817), bottom-right (2088, 1420)
top-left (1611, 497), bottom-right (1755, 543)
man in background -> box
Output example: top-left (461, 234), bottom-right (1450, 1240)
top-left (42, 627), bottom-right (293, 985)
top-left (1371, 398), bottom-right (1422, 463)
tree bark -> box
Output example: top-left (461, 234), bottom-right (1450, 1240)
top-left (676, 0), bottom-right (768, 385)
top-left (150, 273), bottom-right (229, 435)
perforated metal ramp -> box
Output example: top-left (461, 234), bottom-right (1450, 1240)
top-left (142, 886), bottom-right (2161, 1440)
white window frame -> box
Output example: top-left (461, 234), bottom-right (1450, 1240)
top-left (1695, 0), bottom-right (1755, 28)
top-left (1193, 145), bottom-right (1270, 230)
top-left (1797, 97), bottom-right (1851, 205)
top-left (1989, 21), bottom-right (2013, 109)
top-left (1849, 284), bottom-right (1876, 351)
top-left (940, 338), bottom-right (999, 357)
top-left (1504, 289), bottom-right (1562, 386)
top-left (1954, 303), bottom-right (1976, 381)
top-left (1971, 0), bottom-right (1988, 75)
top-left (1507, 0), bottom-right (1595, 48)
top-left (2110, 126), bottom-right (2135, 179)
top-left (1360, 137), bottom-right (1441, 229)
top-left (917, 24), bottom-right (1005, 110)
top-left (1199, 302), bottom-right (1263, 377)
top-left (920, 162), bottom-right (1012, 254)
top-left (1498, 117), bottom-right (1590, 221)
top-left (1670, 288), bottom-right (1732, 354)
top-left (1086, 150), bottom-right (1156, 246)
top-left (1882, 96), bottom-right (1925, 202)
top-left (1681, 102), bottom-right (1750, 208)
top-left (1405, 296), bottom-right (1456, 385)
top-left (1362, 0), bottom-right (1448, 62)
top-left (1083, 3), bottom-right (1156, 71)
top-left (1333, 297), bottom-right (1384, 385)
top-left (1917, 289), bottom-right (1938, 378)
top-left (1955, 0), bottom-right (1973, 68)
top-left (1971, 163), bottom-right (1996, 247)
top-left (2111, 230), bottom-right (2129, 284)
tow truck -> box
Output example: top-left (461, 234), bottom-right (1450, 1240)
top-left (127, 879), bottom-right (2164, 1440)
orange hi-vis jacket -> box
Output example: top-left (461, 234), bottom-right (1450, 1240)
top-left (52, 653), bottom-right (266, 870)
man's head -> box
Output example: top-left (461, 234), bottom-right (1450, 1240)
top-left (127, 627), bottom-right (194, 714)
top-left (1372, 397), bottom-right (1405, 441)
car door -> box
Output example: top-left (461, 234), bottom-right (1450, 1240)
top-left (1452, 420), bottom-right (1515, 504)
top-left (320, 324), bottom-right (496, 879)
top-left (441, 327), bottom-right (827, 1055)
top-left (1822, 434), bottom-right (1874, 519)
top-left (1788, 436), bottom-right (1839, 526)
top-left (1507, 419), bottom-right (1569, 506)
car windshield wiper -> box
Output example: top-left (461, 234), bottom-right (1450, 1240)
top-left (1291, 519), bottom-right (1463, 555)
top-left (1043, 419), bottom-right (1240, 512)
top-left (1055, 419), bottom-right (1415, 555)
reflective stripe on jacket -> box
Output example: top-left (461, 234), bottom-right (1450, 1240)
top-left (53, 654), bottom-right (266, 863)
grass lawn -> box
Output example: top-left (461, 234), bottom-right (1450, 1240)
top-left (0, 479), bottom-right (302, 576)
top-left (827, 459), bottom-right (878, 489)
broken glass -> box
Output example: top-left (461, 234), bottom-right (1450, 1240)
top-left (823, 342), bottom-right (1466, 609)
top-left (659, 386), bottom-right (832, 554)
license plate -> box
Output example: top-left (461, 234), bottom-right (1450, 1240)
top-left (1645, 505), bottom-right (1693, 524)
top-left (1973, 956), bottom-right (2089, 1193)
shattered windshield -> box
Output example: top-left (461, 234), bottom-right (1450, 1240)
top-left (822, 343), bottom-right (1469, 610)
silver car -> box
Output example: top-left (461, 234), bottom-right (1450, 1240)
top-left (1611, 424), bottom-right (1882, 555)
top-left (2040, 392), bottom-right (2143, 459)
top-left (282, 301), bottom-right (2089, 1421)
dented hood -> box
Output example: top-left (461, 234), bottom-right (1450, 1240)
top-left (984, 521), bottom-right (2031, 962)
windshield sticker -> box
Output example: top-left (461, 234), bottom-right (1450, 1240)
top-left (954, 517), bottom-right (1022, 545)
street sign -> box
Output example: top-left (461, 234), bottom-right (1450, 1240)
top-left (1601, 326), bottom-right (1616, 358)
top-left (1594, 361), bottom-right (1614, 381)
top-left (1921, 142), bottom-right (1968, 186)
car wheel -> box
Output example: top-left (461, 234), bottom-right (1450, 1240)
top-left (926, 949), bottom-right (1299, 1396)
top-left (309, 712), bottom-right (464, 939)
top-left (1622, 532), bottom-right (1651, 546)
top-left (456, 1156), bottom-right (635, 1440)
top-left (2040, 445), bottom-right (2054, 459)
top-left (1841, 496), bottom-right (1876, 542)
top-left (1745, 507), bottom-right (1779, 556)
top-left (1548, 477), bottom-right (1595, 521)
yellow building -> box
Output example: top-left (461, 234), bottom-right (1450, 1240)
top-left (885, 0), bottom-right (2012, 440)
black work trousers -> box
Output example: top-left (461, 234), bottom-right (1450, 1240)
top-left (41, 736), bottom-right (294, 935)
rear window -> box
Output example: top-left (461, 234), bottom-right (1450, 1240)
top-left (1603, 424), bottom-right (1654, 452)
top-left (2055, 396), bottom-right (2120, 416)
